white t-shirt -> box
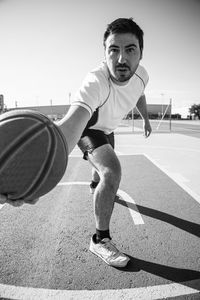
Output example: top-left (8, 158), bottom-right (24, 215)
top-left (72, 62), bottom-right (149, 134)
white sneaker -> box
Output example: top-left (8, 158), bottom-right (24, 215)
top-left (89, 234), bottom-right (130, 267)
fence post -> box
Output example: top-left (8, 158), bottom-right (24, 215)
top-left (169, 98), bottom-right (172, 131)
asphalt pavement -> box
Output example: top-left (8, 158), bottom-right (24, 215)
top-left (0, 125), bottom-right (200, 300)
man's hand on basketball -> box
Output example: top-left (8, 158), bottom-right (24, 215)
top-left (0, 194), bottom-right (39, 207)
top-left (143, 119), bottom-right (152, 138)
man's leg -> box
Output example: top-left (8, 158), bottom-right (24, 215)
top-left (90, 168), bottom-right (100, 194)
top-left (90, 131), bottom-right (114, 195)
top-left (88, 144), bottom-right (121, 230)
top-left (88, 144), bottom-right (130, 267)
top-left (77, 129), bottom-right (129, 267)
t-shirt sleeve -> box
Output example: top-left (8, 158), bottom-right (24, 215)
top-left (71, 72), bottom-right (101, 117)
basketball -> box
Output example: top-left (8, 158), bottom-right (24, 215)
top-left (0, 109), bottom-right (68, 201)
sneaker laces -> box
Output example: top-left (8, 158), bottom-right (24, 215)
top-left (100, 238), bottom-right (120, 257)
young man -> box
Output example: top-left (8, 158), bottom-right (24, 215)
top-left (0, 18), bottom-right (151, 268)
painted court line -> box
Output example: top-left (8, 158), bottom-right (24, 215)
top-left (117, 144), bottom-right (200, 154)
top-left (117, 189), bottom-right (144, 225)
top-left (58, 181), bottom-right (89, 186)
top-left (0, 204), bottom-right (5, 210)
top-left (57, 181), bottom-right (144, 225)
top-left (143, 153), bottom-right (200, 206)
top-left (0, 279), bottom-right (199, 300)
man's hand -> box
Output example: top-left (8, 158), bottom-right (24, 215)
top-left (136, 95), bottom-right (152, 138)
top-left (143, 119), bottom-right (152, 138)
top-left (0, 194), bottom-right (39, 207)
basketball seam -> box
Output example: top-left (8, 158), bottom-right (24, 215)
top-left (20, 124), bottom-right (57, 200)
top-left (24, 123), bottom-right (68, 200)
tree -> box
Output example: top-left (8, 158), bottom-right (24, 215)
top-left (189, 104), bottom-right (200, 119)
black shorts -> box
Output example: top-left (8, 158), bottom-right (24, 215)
top-left (78, 129), bottom-right (115, 160)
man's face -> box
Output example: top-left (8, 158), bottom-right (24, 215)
top-left (104, 33), bottom-right (142, 85)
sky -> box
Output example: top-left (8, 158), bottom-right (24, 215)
top-left (0, 0), bottom-right (200, 116)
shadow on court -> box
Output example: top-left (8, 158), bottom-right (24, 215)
top-left (116, 197), bottom-right (200, 238)
top-left (120, 256), bottom-right (200, 290)
top-left (115, 197), bottom-right (200, 290)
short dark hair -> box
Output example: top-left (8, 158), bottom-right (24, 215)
top-left (103, 18), bottom-right (144, 55)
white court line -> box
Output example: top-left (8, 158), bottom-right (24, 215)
top-left (143, 153), bottom-right (200, 206)
top-left (0, 204), bottom-right (5, 210)
top-left (58, 181), bottom-right (144, 225)
top-left (58, 181), bottom-right (89, 186)
top-left (176, 127), bottom-right (200, 132)
top-left (69, 151), bottom-right (128, 157)
top-left (117, 189), bottom-right (144, 225)
top-left (0, 280), bottom-right (199, 300)
top-left (117, 144), bottom-right (200, 154)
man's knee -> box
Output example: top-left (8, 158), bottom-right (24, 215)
top-left (101, 165), bottom-right (121, 191)
top-left (88, 143), bottom-right (121, 191)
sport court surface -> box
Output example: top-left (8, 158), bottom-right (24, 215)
top-left (0, 121), bottom-right (200, 300)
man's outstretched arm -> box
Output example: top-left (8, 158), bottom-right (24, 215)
top-left (0, 105), bottom-right (90, 206)
top-left (56, 105), bottom-right (90, 153)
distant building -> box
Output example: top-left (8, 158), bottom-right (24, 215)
top-left (0, 95), bottom-right (4, 112)
top-left (5, 103), bottom-right (172, 120)
top-left (7, 105), bottom-right (70, 120)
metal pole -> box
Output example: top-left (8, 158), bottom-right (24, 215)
top-left (156, 103), bottom-right (170, 130)
top-left (161, 93), bottom-right (164, 118)
top-left (132, 108), bottom-right (134, 132)
top-left (169, 98), bottom-right (172, 131)
top-left (50, 99), bottom-right (53, 119)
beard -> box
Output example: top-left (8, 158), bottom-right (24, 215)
top-left (115, 71), bottom-right (134, 82)
top-left (113, 64), bottom-right (135, 82)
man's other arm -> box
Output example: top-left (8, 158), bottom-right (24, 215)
top-left (136, 94), bottom-right (152, 137)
